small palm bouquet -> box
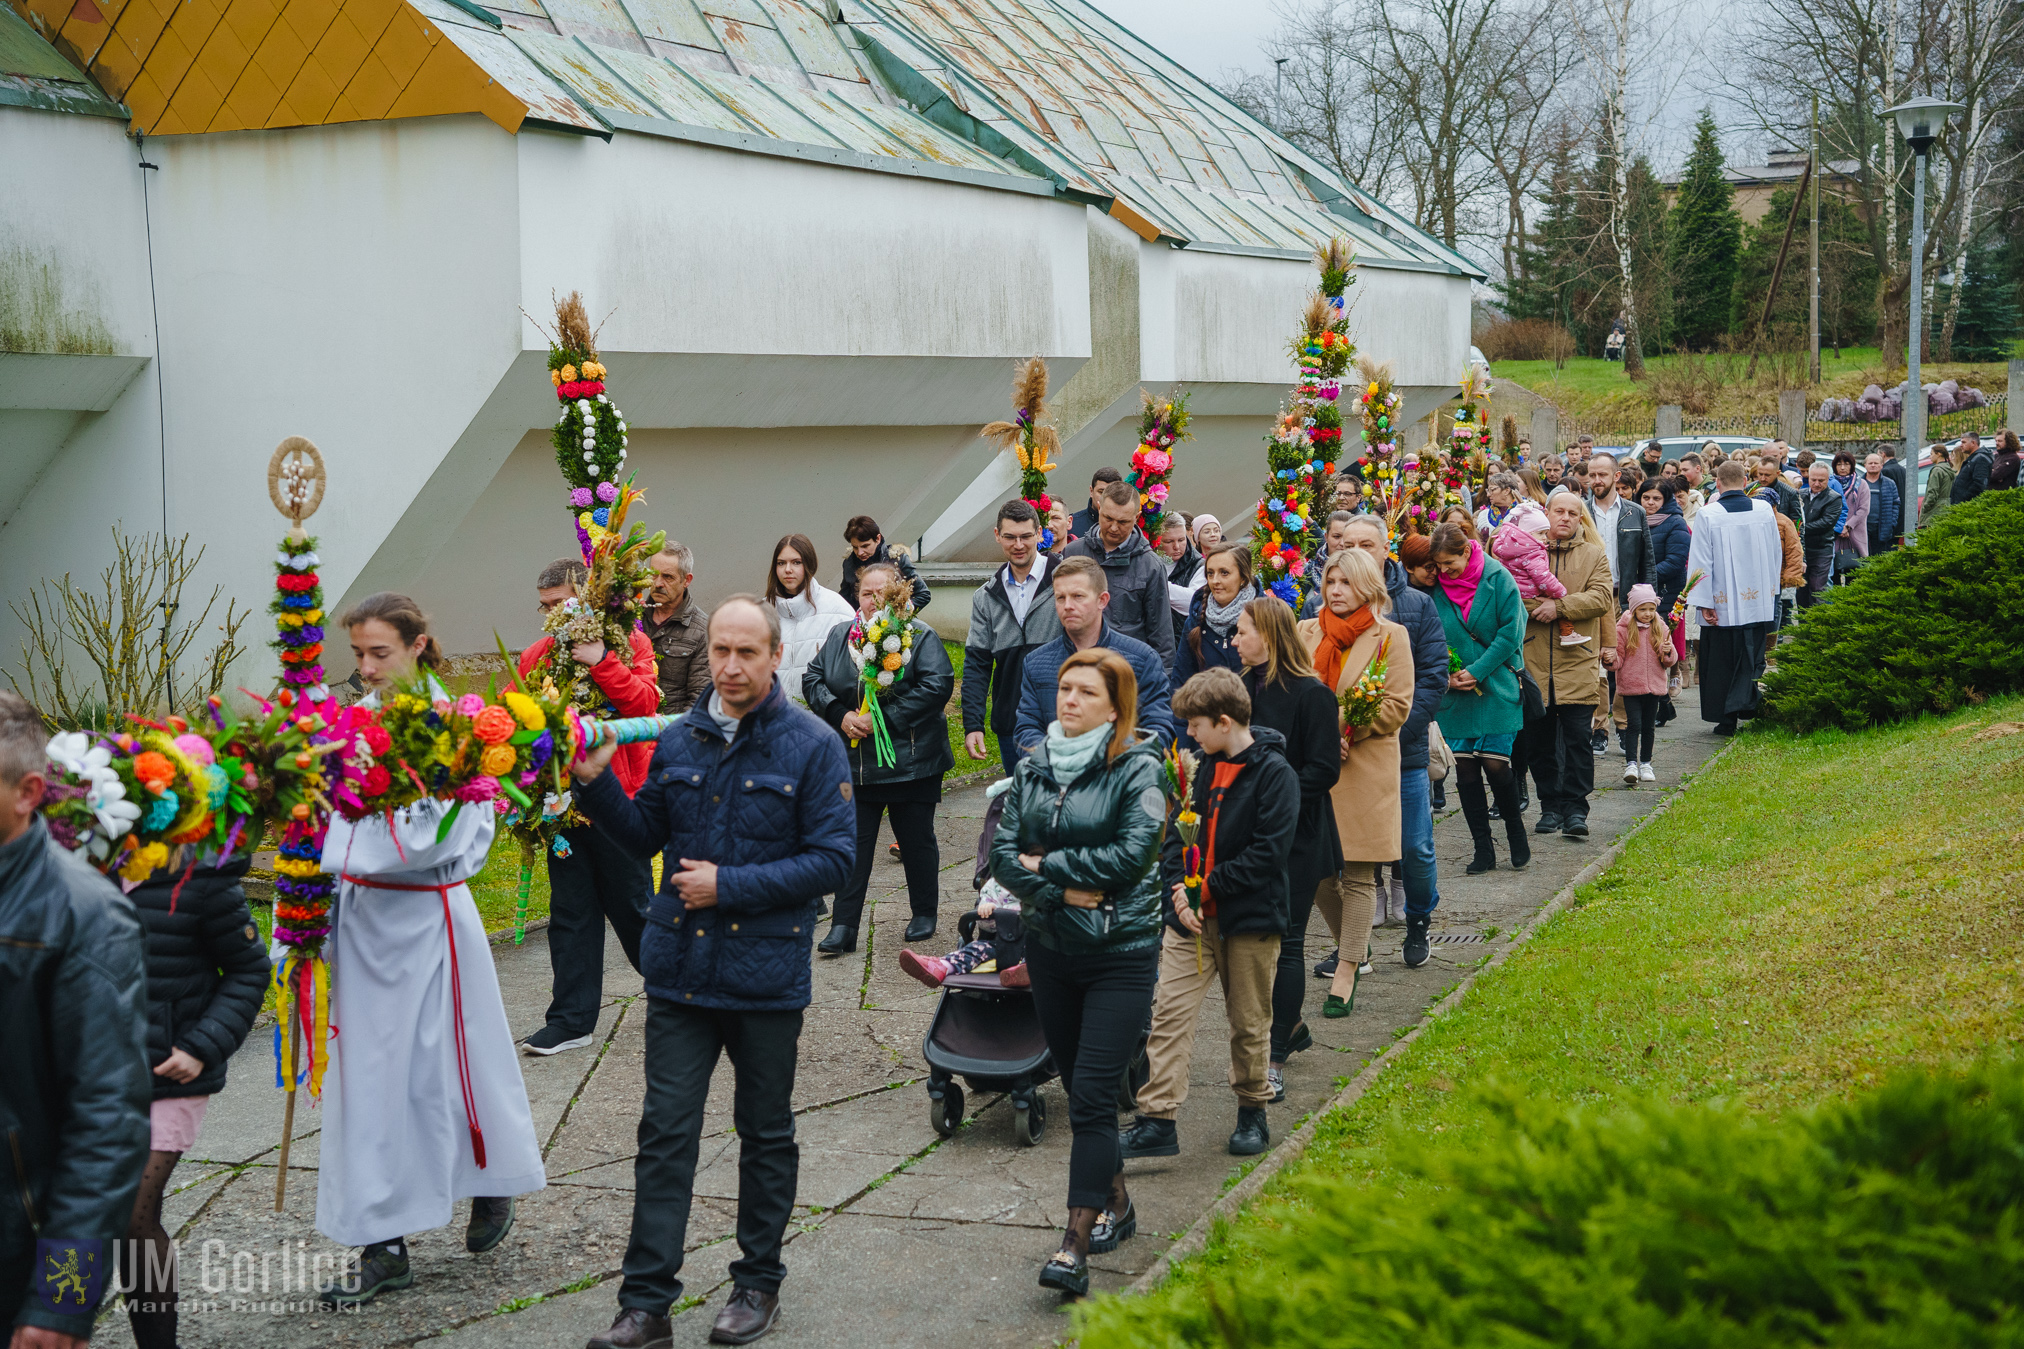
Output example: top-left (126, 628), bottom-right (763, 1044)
top-left (1166, 744), bottom-right (1206, 971)
top-left (845, 577), bottom-right (921, 769)
top-left (537, 479), bottom-right (665, 714)
top-left (1338, 634), bottom-right (1393, 738)
top-left (1671, 569), bottom-right (1706, 624)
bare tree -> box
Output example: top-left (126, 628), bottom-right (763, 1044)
top-left (1562, 0), bottom-right (1648, 375)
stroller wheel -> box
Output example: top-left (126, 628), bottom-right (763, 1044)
top-left (1014, 1091), bottom-right (1046, 1147)
top-left (929, 1084), bottom-right (964, 1139)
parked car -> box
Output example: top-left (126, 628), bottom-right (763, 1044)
top-left (1636, 435), bottom-right (1773, 461)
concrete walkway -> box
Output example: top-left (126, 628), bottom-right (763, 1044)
top-left (103, 716), bottom-right (1720, 1349)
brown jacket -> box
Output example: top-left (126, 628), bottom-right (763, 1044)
top-left (641, 594), bottom-right (711, 714)
top-left (1522, 535), bottom-right (1616, 709)
top-left (1772, 509), bottom-right (1804, 588)
top-left (1296, 615), bottom-right (1415, 863)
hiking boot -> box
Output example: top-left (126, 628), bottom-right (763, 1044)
top-left (320, 1240), bottom-right (411, 1309)
top-left (1228, 1106), bottom-right (1270, 1156)
top-left (1403, 915), bottom-right (1431, 969)
top-left (1117, 1115), bottom-right (1180, 1158)
top-left (523, 1025), bottom-right (594, 1056)
top-left (588, 1308), bottom-right (672, 1349)
top-left (708, 1286), bottom-right (780, 1345)
top-left (466, 1197), bottom-right (514, 1253)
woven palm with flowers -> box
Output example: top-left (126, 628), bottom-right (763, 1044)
top-left (1130, 389), bottom-right (1192, 541)
top-left (845, 577), bottom-right (924, 769)
top-left (981, 356), bottom-right (1063, 548)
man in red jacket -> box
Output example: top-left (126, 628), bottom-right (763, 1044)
top-left (518, 559), bottom-right (661, 1056)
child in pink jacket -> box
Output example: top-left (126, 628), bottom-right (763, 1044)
top-left (1614, 583), bottom-right (1678, 785)
top-left (1492, 498), bottom-right (1588, 646)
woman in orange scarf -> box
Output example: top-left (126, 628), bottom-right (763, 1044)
top-left (1294, 547), bottom-right (1415, 1016)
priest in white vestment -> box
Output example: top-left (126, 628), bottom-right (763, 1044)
top-left (1681, 460), bottom-right (1782, 735)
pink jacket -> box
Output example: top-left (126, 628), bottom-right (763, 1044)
top-left (1491, 501), bottom-right (1566, 602)
top-left (1614, 611), bottom-right (1679, 696)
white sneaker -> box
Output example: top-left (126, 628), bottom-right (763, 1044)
top-left (1638, 762), bottom-right (1656, 782)
top-left (1621, 759), bottom-right (1638, 785)
top-left (1559, 630), bottom-right (1591, 646)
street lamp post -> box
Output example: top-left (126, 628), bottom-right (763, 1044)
top-left (1886, 95), bottom-right (1963, 546)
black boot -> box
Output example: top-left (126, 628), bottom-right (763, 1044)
top-left (1490, 772), bottom-right (1530, 871)
top-left (1403, 915), bottom-right (1430, 968)
top-left (1458, 782), bottom-right (1496, 874)
top-left (817, 923), bottom-right (856, 955)
top-left (1117, 1115), bottom-right (1180, 1158)
top-left (1228, 1106), bottom-right (1270, 1155)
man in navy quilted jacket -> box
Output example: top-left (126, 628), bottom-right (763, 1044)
top-left (573, 594), bottom-right (855, 1349)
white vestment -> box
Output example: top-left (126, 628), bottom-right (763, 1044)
top-left (1682, 493), bottom-right (1781, 627)
top-left (316, 797), bottom-right (546, 1246)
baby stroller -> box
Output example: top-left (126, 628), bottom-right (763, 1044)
top-left (922, 795), bottom-right (1056, 1145)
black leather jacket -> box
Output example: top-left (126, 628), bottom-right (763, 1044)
top-left (804, 616), bottom-right (956, 787)
top-left (129, 858), bottom-right (271, 1099)
top-left (0, 817), bottom-right (151, 1339)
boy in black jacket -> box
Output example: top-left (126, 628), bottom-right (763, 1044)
top-left (1120, 668), bottom-right (1299, 1160)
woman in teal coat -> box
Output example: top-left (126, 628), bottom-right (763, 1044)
top-left (1425, 522), bottom-right (1530, 874)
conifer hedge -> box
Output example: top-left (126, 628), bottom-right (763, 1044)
top-left (1077, 1064), bottom-right (2024, 1348)
top-left (1762, 491), bottom-right (2024, 733)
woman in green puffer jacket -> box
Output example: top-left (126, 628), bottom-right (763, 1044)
top-left (991, 647), bottom-right (1166, 1298)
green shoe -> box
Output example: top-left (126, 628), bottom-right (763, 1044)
top-left (466, 1196), bottom-right (514, 1253)
top-left (1322, 993), bottom-right (1352, 1018)
top-left (320, 1241), bottom-right (412, 1308)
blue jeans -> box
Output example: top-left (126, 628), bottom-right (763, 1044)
top-left (1399, 767), bottom-right (1438, 920)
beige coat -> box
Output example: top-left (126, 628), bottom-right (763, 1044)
top-left (1520, 536), bottom-right (1615, 708)
top-left (1296, 615), bottom-right (1415, 863)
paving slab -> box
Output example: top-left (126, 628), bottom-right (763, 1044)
top-left (127, 716), bottom-right (1718, 1347)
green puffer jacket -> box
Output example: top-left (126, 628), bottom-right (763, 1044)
top-left (989, 728), bottom-right (1167, 955)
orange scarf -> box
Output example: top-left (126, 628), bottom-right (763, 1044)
top-left (1314, 603), bottom-right (1377, 692)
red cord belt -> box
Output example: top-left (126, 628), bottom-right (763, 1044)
top-left (339, 872), bottom-right (487, 1169)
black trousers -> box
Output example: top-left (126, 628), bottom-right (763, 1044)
top-left (832, 797), bottom-right (940, 929)
top-left (1622, 693), bottom-right (1660, 761)
top-left (1270, 872), bottom-right (1320, 1060)
top-left (548, 823), bottom-right (652, 1036)
top-left (620, 999), bottom-right (803, 1311)
top-left (1523, 702), bottom-right (1597, 819)
top-left (1026, 940), bottom-right (1159, 1211)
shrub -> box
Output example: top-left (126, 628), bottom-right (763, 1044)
top-left (1478, 317), bottom-right (1577, 363)
top-left (1075, 1062), bottom-right (2024, 1349)
top-left (1762, 491), bottom-right (2024, 733)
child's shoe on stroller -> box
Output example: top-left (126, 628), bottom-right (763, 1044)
top-left (898, 950), bottom-right (949, 988)
top-left (997, 960), bottom-right (1029, 987)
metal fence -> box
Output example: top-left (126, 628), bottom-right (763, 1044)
top-left (1556, 392), bottom-right (2008, 450)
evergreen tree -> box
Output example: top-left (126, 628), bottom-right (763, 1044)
top-left (1664, 110), bottom-right (1743, 350)
top-left (1728, 186), bottom-right (1878, 350)
top-left (1937, 242), bottom-right (2023, 362)
top-left (1627, 155), bottom-right (1671, 351)
top-left (1503, 140), bottom-right (1582, 323)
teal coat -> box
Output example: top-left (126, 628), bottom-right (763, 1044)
top-left (1429, 559), bottom-right (1527, 739)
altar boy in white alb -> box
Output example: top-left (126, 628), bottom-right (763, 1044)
top-left (316, 593), bottom-right (546, 1308)
top-left (1682, 460), bottom-right (1783, 736)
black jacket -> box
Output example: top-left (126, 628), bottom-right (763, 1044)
top-left (1156, 727), bottom-right (1299, 937)
top-left (1586, 492), bottom-right (1654, 601)
top-left (839, 540), bottom-right (931, 614)
top-left (804, 617), bottom-right (955, 786)
top-left (128, 858), bottom-right (271, 1100)
top-left (961, 555), bottom-right (1063, 740)
top-left (1243, 669), bottom-right (1342, 910)
top-left (990, 729), bottom-right (1167, 954)
top-left (1800, 483), bottom-right (1845, 550)
top-left (1990, 450), bottom-right (2021, 492)
top-left (1069, 502), bottom-right (1101, 541)
top-left (1761, 477), bottom-right (1802, 525)
top-left (1951, 447), bottom-right (1993, 505)
top-left (1167, 544), bottom-right (1202, 645)
top-left (0, 818), bottom-right (151, 1339)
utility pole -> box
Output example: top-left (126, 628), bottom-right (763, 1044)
top-left (1274, 57), bottom-right (1289, 134)
top-left (1810, 94), bottom-right (1821, 384)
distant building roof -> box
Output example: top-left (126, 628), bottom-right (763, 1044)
top-left (3, 0), bottom-right (1475, 270)
top-left (0, 1), bottom-right (123, 116)
top-left (1659, 149), bottom-right (1861, 189)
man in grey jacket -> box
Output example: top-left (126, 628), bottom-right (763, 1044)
top-left (962, 501), bottom-right (1063, 779)
top-left (1062, 480), bottom-right (1174, 669)
top-left (0, 691), bottom-right (152, 1348)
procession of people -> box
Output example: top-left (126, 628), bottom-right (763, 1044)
top-left (6, 409), bottom-right (1988, 1349)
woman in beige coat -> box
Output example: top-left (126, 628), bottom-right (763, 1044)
top-left (1295, 547), bottom-right (1414, 1017)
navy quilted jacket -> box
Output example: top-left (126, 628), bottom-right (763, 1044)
top-left (579, 679), bottom-right (856, 1012)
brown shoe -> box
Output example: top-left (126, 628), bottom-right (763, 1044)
top-left (588, 1308), bottom-right (672, 1349)
top-left (708, 1286), bottom-right (780, 1344)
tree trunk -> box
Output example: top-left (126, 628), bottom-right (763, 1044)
top-left (1937, 97), bottom-right (1982, 364)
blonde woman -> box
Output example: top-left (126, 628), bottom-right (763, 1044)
top-left (1294, 550), bottom-right (1414, 1016)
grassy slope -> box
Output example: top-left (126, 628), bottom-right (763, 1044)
top-left (1077, 696), bottom-right (2024, 1342)
top-left (1494, 348), bottom-right (2013, 437)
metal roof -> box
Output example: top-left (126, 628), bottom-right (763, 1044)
top-left (0, 1), bottom-right (124, 117)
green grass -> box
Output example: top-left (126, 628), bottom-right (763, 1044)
top-left (944, 639), bottom-right (1002, 780)
top-left (1495, 346), bottom-right (1891, 400)
top-left (1077, 694), bottom-right (2024, 1343)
